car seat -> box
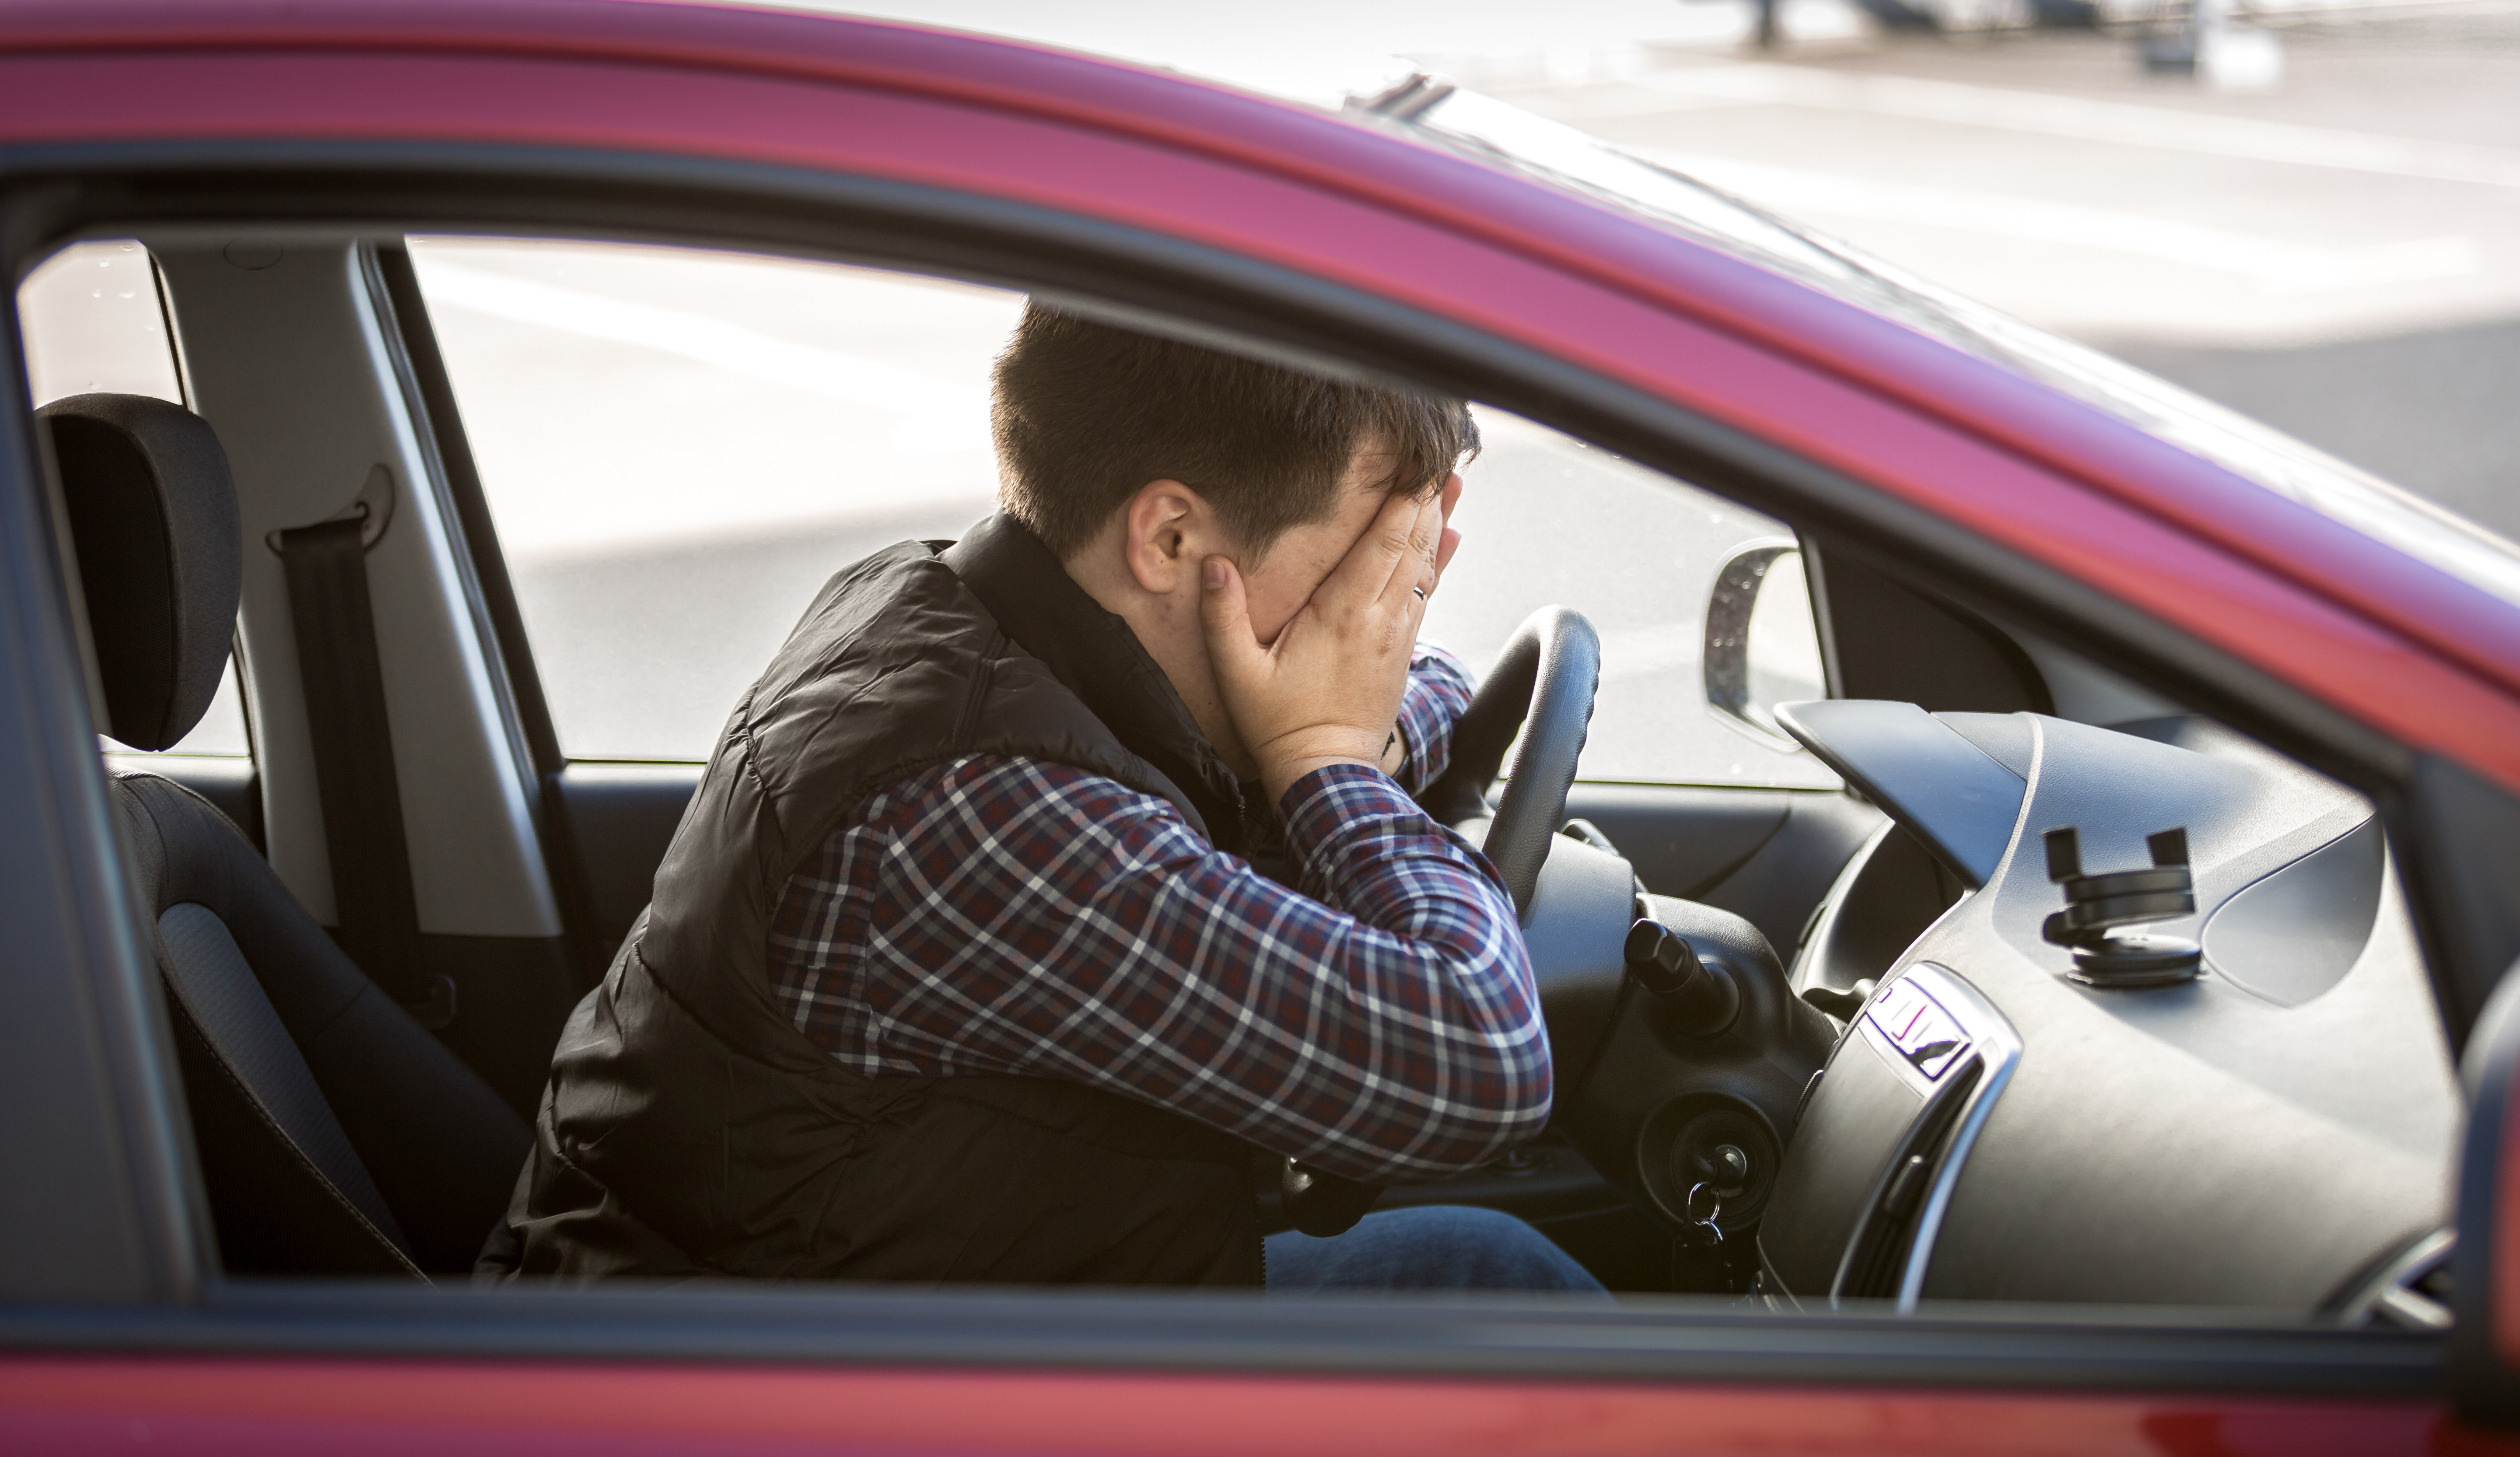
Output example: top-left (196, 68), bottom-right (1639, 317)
top-left (43, 391), bottom-right (529, 1279)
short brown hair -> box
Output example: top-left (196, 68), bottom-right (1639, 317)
top-left (990, 303), bottom-right (1479, 559)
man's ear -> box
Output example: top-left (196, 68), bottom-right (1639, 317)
top-left (1120, 479), bottom-right (1211, 595)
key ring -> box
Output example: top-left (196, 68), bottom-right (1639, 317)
top-left (1684, 1180), bottom-right (1726, 1245)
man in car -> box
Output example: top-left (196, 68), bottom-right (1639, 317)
top-left (486, 304), bottom-right (1598, 1292)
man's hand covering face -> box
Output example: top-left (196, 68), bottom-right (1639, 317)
top-left (1199, 474), bottom-right (1463, 802)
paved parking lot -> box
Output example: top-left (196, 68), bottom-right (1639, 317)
top-left (1490, 9), bottom-right (2520, 537)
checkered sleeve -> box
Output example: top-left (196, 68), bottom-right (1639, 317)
top-left (1392, 643), bottom-right (1475, 795)
top-left (772, 752), bottom-right (1549, 1184)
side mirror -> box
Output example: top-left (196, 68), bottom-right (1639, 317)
top-left (1704, 541), bottom-right (1826, 745)
top-left (2457, 970), bottom-right (2520, 1423)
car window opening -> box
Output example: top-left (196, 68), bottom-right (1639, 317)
top-left (25, 226), bottom-right (2454, 1329)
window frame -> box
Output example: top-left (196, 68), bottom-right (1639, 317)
top-left (0, 141), bottom-right (2493, 1410)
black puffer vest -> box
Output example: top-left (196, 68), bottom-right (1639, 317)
top-left (485, 515), bottom-right (1270, 1286)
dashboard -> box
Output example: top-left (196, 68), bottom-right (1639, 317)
top-left (1759, 702), bottom-right (2457, 1311)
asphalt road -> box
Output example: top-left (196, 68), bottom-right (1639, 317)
top-left (1488, 7), bottom-right (2520, 538)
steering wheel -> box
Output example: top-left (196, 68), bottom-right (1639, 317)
top-left (1419, 606), bottom-right (1602, 919)
top-left (1281, 607), bottom-right (1601, 1240)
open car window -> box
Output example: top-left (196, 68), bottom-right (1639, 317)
top-left (21, 219), bottom-right (2456, 1331)
top-left (406, 238), bottom-right (1021, 763)
top-left (381, 235), bottom-right (2451, 1317)
top-left (409, 237), bottom-right (1834, 788)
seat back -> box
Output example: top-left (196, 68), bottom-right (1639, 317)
top-left (44, 392), bottom-right (529, 1277)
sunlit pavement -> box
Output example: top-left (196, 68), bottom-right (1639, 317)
top-left (1490, 12), bottom-right (2520, 538)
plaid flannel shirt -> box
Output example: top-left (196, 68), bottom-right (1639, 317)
top-left (765, 646), bottom-right (1550, 1184)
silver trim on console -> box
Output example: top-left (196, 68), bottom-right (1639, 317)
top-left (1848, 962), bottom-right (2024, 1313)
top-left (2337, 1228), bottom-right (2454, 1331)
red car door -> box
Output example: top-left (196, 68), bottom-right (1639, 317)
top-left (0, 3), bottom-right (2514, 1452)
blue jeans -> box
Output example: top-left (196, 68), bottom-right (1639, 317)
top-left (1263, 1205), bottom-right (1609, 1293)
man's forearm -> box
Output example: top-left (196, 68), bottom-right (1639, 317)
top-left (819, 754), bottom-right (1550, 1187)
top-left (1270, 761), bottom-right (1550, 1180)
top-left (1390, 643), bottom-right (1477, 795)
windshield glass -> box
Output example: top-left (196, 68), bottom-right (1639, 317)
top-left (1370, 81), bottom-right (2520, 615)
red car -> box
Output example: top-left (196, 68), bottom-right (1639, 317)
top-left (3, 1), bottom-right (2519, 1451)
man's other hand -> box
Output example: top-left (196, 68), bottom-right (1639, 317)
top-left (1201, 476), bottom-right (1462, 803)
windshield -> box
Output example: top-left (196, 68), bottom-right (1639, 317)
top-left (1362, 79), bottom-right (2520, 616)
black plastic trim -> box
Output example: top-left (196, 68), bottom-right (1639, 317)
top-left (414, 932), bottom-right (581, 1122)
top-left (1840, 1054), bottom-right (1981, 1301)
top-left (2454, 970), bottom-right (2520, 1422)
top-left (0, 1283), bottom-right (2446, 1398)
top-left (1776, 700), bottom-right (2026, 888)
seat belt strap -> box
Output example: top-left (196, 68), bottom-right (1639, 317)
top-left (275, 514), bottom-right (454, 1029)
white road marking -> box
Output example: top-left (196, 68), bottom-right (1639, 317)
top-left (1639, 148), bottom-right (2481, 292)
top-left (413, 261), bottom-right (993, 454)
top-left (1636, 63), bottom-right (2520, 188)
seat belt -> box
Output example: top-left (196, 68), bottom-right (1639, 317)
top-left (275, 506), bottom-right (457, 1030)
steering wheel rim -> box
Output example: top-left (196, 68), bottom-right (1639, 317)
top-left (1417, 606), bottom-right (1601, 920)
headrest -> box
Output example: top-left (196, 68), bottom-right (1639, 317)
top-left (39, 393), bottom-right (241, 752)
